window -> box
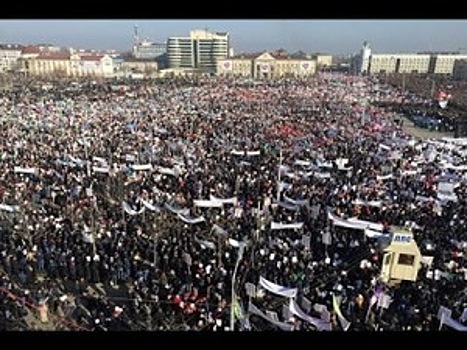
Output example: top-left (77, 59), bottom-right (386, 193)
top-left (398, 254), bottom-right (415, 266)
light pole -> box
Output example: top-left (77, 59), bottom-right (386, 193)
top-left (230, 241), bottom-right (246, 331)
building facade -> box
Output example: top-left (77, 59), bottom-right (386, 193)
top-left (120, 58), bottom-right (158, 77)
top-left (217, 52), bottom-right (316, 79)
top-left (354, 42), bottom-right (467, 76)
top-left (132, 39), bottom-right (166, 60)
top-left (453, 59), bottom-right (467, 81)
top-left (19, 47), bottom-right (114, 78)
top-left (368, 54), bottom-right (431, 74)
top-left (0, 44), bottom-right (23, 73)
top-left (167, 29), bottom-right (230, 73)
top-left (433, 54), bottom-right (467, 74)
top-left (313, 53), bottom-right (333, 68)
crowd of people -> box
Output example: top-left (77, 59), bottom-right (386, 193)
top-left (0, 73), bottom-right (466, 331)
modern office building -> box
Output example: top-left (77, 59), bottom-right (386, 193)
top-left (167, 29), bottom-right (230, 73)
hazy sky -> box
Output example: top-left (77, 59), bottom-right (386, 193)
top-left (1, 20), bottom-right (466, 55)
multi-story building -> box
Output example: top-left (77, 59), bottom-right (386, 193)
top-left (0, 44), bottom-right (23, 73)
top-left (167, 29), bottom-right (230, 73)
top-left (120, 58), bottom-right (158, 77)
top-left (353, 42), bottom-right (467, 76)
top-left (368, 54), bottom-right (431, 74)
top-left (312, 53), bottom-right (333, 68)
top-left (132, 39), bottom-right (166, 60)
top-left (217, 51), bottom-right (316, 79)
top-left (453, 59), bottom-right (467, 81)
top-left (432, 54), bottom-right (467, 74)
top-left (19, 46), bottom-right (114, 78)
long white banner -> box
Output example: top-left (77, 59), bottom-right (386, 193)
top-left (122, 201), bottom-right (145, 216)
top-left (131, 164), bottom-right (153, 171)
top-left (288, 298), bottom-right (331, 331)
top-left (259, 276), bottom-right (298, 298)
top-left (248, 302), bottom-right (294, 331)
top-left (209, 195), bottom-right (238, 206)
top-left (0, 204), bottom-right (20, 213)
top-left (177, 212), bottom-right (205, 224)
top-left (193, 199), bottom-right (224, 208)
top-left (140, 199), bottom-right (161, 212)
top-left (271, 222), bottom-right (304, 230)
top-left (14, 167), bottom-right (36, 174)
top-left (164, 203), bottom-right (190, 216)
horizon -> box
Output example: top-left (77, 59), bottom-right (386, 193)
top-left (1, 20), bottom-right (467, 56)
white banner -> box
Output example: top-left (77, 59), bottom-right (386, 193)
top-left (231, 150), bottom-right (261, 156)
top-left (0, 204), bottom-right (20, 213)
top-left (283, 195), bottom-right (307, 206)
top-left (313, 172), bottom-right (331, 179)
top-left (289, 298), bottom-right (331, 331)
top-left (328, 212), bottom-right (364, 230)
top-left (14, 167), bottom-right (36, 174)
top-left (278, 182), bottom-right (293, 193)
top-left (332, 294), bottom-right (351, 331)
top-left (277, 201), bottom-right (300, 211)
top-left (164, 203), bottom-right (190, 216)
top-left (212, 224), bottom-right (229, 237)
top-left (363, 228), bottom-right (387, 238)
top-left (376, 174), bottom-right (393, 181)
top-left (438, 306), bottom-right (467, 331)
top-left (248, 302), bottom-right (294, 331)
top-left (122, 201), bottom-right (145, 216)
top-left (352, 199), bottom-right (383, 208)
top-left (131, 164), bottom-right (153, 171)
top-left (140, 199), bottom-right (161, 212)
top-left (193, 199), bottom-right (223, 208)
top-left (209, 195), bottom-right (238, 206)
top-left (92, 166), bottom-right (110, 174)
top-left (246, 150), bottom-right (261, 156)
top-left (259, 276), bottom-right (298, 298)
top-left (177, 212), bottom-right (205, 224)
top-left (228, 238), bottom-right (241, 248)
top-left (378, 144), bottom-right (391, 151)
top-left (294, 160), bottom-right (312, 167)
top-left (376, 293), bottom-right (393, 309)
top-left (68, 155), bottom-right (85, 166)
top-left (92, 156), bottom-right (107, 165)
top-left (157, 166), bottom-right (178, 176)
top-left (271, 222), bottom-right (304, 230)
top-left (194, 237), bottom-right (216, 250)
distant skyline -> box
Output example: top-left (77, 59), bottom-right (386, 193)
top-left (1, 20), bottom-right (467, 55)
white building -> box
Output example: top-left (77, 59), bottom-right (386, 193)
top-left (433, 54), bottom-right (467, 74)
top-left (369, 54), bottom-right (431, 74)
top-left (19, 46), bottom-right (114, 78)
top-left (0, 44), bottom-right (23, 73)
top-left (353, 42), bottom-right (467, 76)
top-left (167, 29), bottom-right (230, 73)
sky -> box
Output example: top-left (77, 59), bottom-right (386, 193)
top-left (1, 20), bottom-right (467, 56)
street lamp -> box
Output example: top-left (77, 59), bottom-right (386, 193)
top-left (230, 241), bottom-right (246, 331)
